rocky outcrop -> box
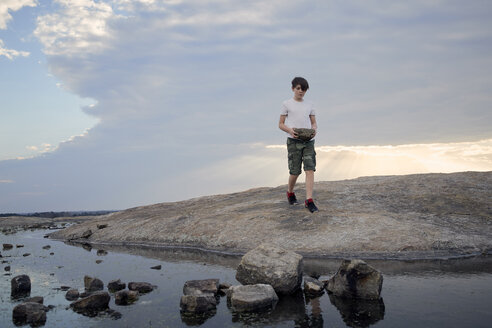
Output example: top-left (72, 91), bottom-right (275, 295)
top-left (227, 284), bottom-right (279, 312)
top-left (47, 172), bottom-right (492, 259)
top-left (326, 259), bottom-right (383, 300)
top-left (236, 244), bottom-right (303, 294)
top-left (11, 274), bottom-right (31, 298)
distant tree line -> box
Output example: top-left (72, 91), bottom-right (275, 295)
top-left (0, 211), bottom-right (117, 218)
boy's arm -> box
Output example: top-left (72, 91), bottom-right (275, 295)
top-left (279, 115), bottom-right (298, 138)
top-left (310, 115), bottom-right (317, 137)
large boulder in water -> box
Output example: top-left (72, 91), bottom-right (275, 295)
top-left (70, 291), bottom-right (110, 316)
top-left (326, 259), bottom-right (383, 300)
top-left (84, 275), bottom-right (104, 292)
top-left (236, 243), bottom-right (303, 294)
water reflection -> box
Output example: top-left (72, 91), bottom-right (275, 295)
top-left (328, 294), bottom-right (385, 328)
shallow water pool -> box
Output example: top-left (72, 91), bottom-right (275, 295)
top-left (1, 229), bottom-right (491, 327)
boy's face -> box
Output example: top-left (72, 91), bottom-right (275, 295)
top-left (292, 84), bottom-right (307, 101)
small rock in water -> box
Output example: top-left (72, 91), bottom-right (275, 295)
top-left (115, 290), bottom-right (139, 305)
top-left (11, 274), bottom-right (31, 298)
top-left (42, 245), bottom-right (51, 250)
top-left (128, 282), bottom-right (154, 294)
top-left (50, 252), bottom-right (54, 256)
top-left (107, 279), bottom-right (126, 292)
top-left (65, 289), bottom-right (80, 301)
top-left (150, 264), bottom-right (162, 270)
top-left (84, 276), bottom-right (104, 292)
top-left (12, 302), bottom-right (48, 327)
top-left (25, 296), bottom-right (44, 304)
top-left (183, 279), bottom-right (219, 296)
top-left (60, 286), bottom-right (71, 291)
top-left (70, 291), bottom-right (110, 316)
top-left (96, 249), bottom-right (108, 256)
top-left (4, 265), bottom-right (10, 271)
top-left (2, 244), bottom-right (11, 251)
top-left (96, 260), bottom-right (103, 264)
top-left (303, 276), bottom-right (325, 297)
top-left (16, 244), bottom-right (25, 248)
top-left (227, 284), bottom-right (279, 312)
top-left (22, 253), bottom-right (31, 257)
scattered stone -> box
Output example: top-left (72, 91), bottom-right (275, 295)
top-left (128, 282), bottom-right (154, 294)
top-left (70, 291), bottom-right (110, 316)
top-left (183, 279), bottom-right (219, 296)
top-left (84, 276), bottom-right (104, 292)
top-left (81, 243), bottom-right (92, 251)
top-left (81, 229), bottom-right (92, 239)
top-left (25, 296), bottom-right (44, 304)
top-left (97, 224), bottom-right (108, 229)
top-left (96, 260), bottom-right (103, 264)
top-left (22, 253), bottom-right (31, 257)
top-left (114, 290), bottom-right (139, 305)
top-left (50, 252), bottom-right (55, 256)
top-left (11, 274), bottom-right (31, 298)
top-left (16, 244), bottom-right (25, 248)
top-left (150, 264), bottom-right (162, 270)
top-left (107, 309), bottom-right (122, 320)
top-left (42, 245), bottom-right (51, 250)
top-left (12, 302), bottom-right (48, 327)
top-left (236, 243), bottom-right (303, 294)
top-left (107, 279), bottom-right (126, 292)
top-left (304, 276), bottom-right (325, 297)
top-left (326, 259), bottom-right (383, 300)
top-left (5, 265), bottom-right (10, 271)
top-left (66, 289), bottom-right (80, 301)
top-left (60, 286), bottom-right (71, 291)
top-left (96, 249), bottom-right (108, 256)
top-left (218, 282), bottom-right (232, 296)
top-left (180, 294), bottom-right (217, 313)
top-left (227, 284), bottom-right (279, 312)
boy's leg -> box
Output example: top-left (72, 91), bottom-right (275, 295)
top-left (288, 174), bottom-right (299, 193)
top-left (305, 170), bottom-right (314, 199)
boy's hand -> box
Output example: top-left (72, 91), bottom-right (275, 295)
top-left (290, 128), bottom-right (298, 139)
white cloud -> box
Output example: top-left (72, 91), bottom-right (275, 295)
top-left (0, 39), bottom-right (30, 59)
top-left (0, 0), bottom-right (37, 29)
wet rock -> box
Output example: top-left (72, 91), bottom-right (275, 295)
top-left (11, 274), bottom-right (31, 298)
top-left (183, 279), bottom-right (219, 296)
top-left (128, 282), bottom-right (154, 294)
top-left (236, 243), bottom-right (303, 294)
top-left (50, 252), bottom-right (54, 256)
top-left (4, 265), bottom-right (10, 271)
top-left (218, 282), bottom-right (232, 296)
top-left (81, 243), bottom-right (92, 251)
top-left (227, 284), bottom-right (279, 312)
top-left (22, 253), bottom-right (31, 257)
top-left (96, 260), bottom-right (103, 264)
top-left (84, 275), bottom-right (104, 292)
top-left (97, 224), bottom-right (108, 229)
top-left (114, 290), bottom-right (139, 305)
top-left (25, 296), bottom-right (44, 304)
top-left (81, 229), bottom-right (92, 239)
top-left (303, 276), bottom-right (325, 297)
top-left (326, 259), bottom-right (383, 300)
top-left (42, 245), bottom-right (51, 250)
top-left (66, 289), bottom-right (80, 301)
top-left (180, 294), bottom-right (217, 313)
top-left (12, 302), bottom-right (48, 327)
top-left (70, 291), bottom-right (110, 316)
top-left (16, 244), bottom-right (24, 248)
top-left (60, 285), bottom-right (71, 291)
top-left (107, 279), bottom-right (126, 292)
top-left (96, 249), bottom-right (108, 256)
top-left (150, 264), bottom-right (162, 270)
top-left (107, 308), bottom-right (122, 320)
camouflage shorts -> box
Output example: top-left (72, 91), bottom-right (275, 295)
top-left (287, 138), bottom-right (316, 175)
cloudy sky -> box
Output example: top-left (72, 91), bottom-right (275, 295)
top-left (1, 0), bottom-right (491, 212)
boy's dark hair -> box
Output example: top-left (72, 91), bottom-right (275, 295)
top-left (291, 77), bottom-right (309, 91)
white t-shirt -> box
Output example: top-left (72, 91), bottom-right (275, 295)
top-left (280, 98), bottom-right (316, 138)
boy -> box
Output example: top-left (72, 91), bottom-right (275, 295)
top-left (278, 77), bottom-right (318, 213)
